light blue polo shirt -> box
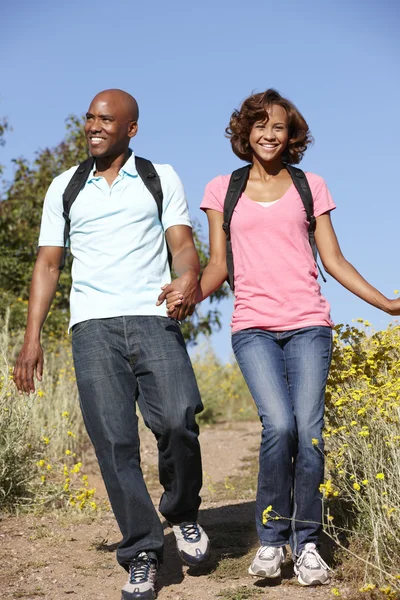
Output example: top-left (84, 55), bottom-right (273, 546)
top-left (38, 152), bottom-right (192, 329)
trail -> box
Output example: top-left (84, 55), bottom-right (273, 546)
top-left (1, 422), bottom-right (338, 599)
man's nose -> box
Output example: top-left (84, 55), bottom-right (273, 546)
top-left (90, 118), bottom-right (102, 132)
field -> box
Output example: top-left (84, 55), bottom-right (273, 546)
top-left (1, 318), bottom-right (400, 599)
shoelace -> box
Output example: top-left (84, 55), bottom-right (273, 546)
top-left (129, 552), bottom-right (154, 583)
top-left (298, 544), bottom-right (331, 571)
top-left (180, 522), bottom-right (201, 541)
top-left (258, 546), bottom-right (281, 560)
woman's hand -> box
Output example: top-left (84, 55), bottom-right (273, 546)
top-left (385, 298), bottom-right (400, 316)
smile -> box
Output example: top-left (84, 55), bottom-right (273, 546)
top-left (89, 137), bottom-right (106, 145)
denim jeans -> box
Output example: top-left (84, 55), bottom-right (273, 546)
top-left (72, 316), bottom-right (203, 569)
top-left (232, 326), bottom-right (332, 555)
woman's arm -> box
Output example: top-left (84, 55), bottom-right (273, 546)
top-left (163, 209), bottom-right (229, 313)
top-left (315, 213), bottom-right (400, 315)
top-left (198, 209), bottom-right (229, 301)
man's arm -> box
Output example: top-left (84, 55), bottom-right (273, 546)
top-left (13, 246), bottom-right (63, 394)
top-left (156, 225), bottom-right (200, 321)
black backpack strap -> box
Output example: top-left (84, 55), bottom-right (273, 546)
top-left (223, 165), bottom-right (251, 290)
top-left (60, 157), bottom-right (94, 270)
top-left (286, 165), bottom-right (326, 282)
top-left (135, 156), bottom-right (172, 269)
top-left (135, 156), bottom-right (163, 221)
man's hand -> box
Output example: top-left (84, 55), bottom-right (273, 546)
top-left (13, 339), bottom-right (44, 395)
top-left (157, 272), bottom-right (200, 321)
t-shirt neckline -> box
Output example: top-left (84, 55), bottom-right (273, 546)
top-left (242, 181), bottom-right (294, 206)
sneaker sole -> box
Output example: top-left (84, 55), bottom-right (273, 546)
top-left (294, 569), bottom-right (330, 587)
top-left (121, 591), bottom-right (156, 600)
top-left (177, 542), bottom-right (211, 566)
top-left (248, 566), bottom-right (281, 578)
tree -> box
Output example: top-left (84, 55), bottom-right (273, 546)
top-left (0, 116), bottom-right (229, 344)
top-left (0, 117), bottom-right (11, 176)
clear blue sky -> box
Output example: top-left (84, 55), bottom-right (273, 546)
top-left (1, 0), bottom-right (400, 361)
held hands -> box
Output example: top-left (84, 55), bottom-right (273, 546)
top-left (156, 272), bottom-right (202, 320)
top-left (13, 339), bottom-right (44, 395)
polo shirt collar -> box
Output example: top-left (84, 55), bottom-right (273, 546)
top-left (88, 149), bottom-right (138, 182)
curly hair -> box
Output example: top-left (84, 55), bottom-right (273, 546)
top-left (226, 89), bottom-right (313, 164)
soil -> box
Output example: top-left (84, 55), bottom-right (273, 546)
top-left (1, 421), bottom-right (344, 600)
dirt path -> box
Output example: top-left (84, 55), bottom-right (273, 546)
top-left (1, 422), bottom-right (340, 600)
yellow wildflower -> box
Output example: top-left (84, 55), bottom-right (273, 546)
top-left (359, 583), bottom-right (376, 592)
top-left (376, 473), bottom-right (385, 480)
top-left (262, 505), bottom-right (273, 524)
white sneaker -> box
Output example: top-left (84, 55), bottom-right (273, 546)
top-left (294, 543), bottom-right (331, 586)
top-left (121, 552), bottom-right (158, 599)
top-left (172, 522), bottom-right (210, 565)
top-left (248, 545), bottom-right (286, 578)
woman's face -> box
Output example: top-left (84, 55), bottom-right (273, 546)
top-left (248, 104), bottom-right (289, 163)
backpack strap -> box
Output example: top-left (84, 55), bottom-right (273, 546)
top-left (60, 157), bottom-right (94, 270)
top-left (285, 165), bottom-right (326, 282)
top-left (223, 165), bottom-right (251, 290)
top-left (134, 156), bottom-right (163, 221)
top-left (222, 164), bottom-right (326, 291)
top-left (134, 156), bottom-right (172, 269)
top-left (59, 154), bottom-right (173, 271)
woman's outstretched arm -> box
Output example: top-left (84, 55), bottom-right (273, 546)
top-left (315, 213), bottom-right (400, 315)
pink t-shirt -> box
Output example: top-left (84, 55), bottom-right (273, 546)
top-left (200, 172), bottom-right (336, 333)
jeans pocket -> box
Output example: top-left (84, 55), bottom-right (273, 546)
top-left (71, 319), bottom-right (92, 339)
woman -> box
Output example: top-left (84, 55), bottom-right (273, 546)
top-left (162, 89), bottom-right (400, 586)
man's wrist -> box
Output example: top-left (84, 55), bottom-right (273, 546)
top-left (24, 327), bottom-right (41, 344)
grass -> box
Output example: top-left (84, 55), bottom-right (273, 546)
top-left (217, 586), bottom-right (265, 599)
top-left (2, 314), bottom-right (400, 597)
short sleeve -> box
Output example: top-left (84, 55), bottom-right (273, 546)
top-left (160, 165), bottom-right (192, 231)
top-left (200, 176), bottom-right (225, 213)
top-left (306, 173), bottom-right (336, 218)
top-left (38, 177), bottom-right (66, 247)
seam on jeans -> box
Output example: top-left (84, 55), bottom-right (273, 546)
top-left (122, 316), bottom-right (129, 358)
top-left (136, 381), bottom-right (156, 434)
top-left (292, 478), bottom-right (298, 556)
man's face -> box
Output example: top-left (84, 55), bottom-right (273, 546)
top-left (84, 96), bottom-right (137, 158)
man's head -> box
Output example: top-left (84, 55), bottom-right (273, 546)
top-left (85, 89), bottom-right (139, 158)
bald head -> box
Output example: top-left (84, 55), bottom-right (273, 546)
top-left (90, 89), bottom-right (139, 121)
top-left (85, 89), bottom-right (139, 159)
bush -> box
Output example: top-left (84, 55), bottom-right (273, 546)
top-left (0, 316), bottom-right (98, 513)
top-left (324, 321), bottom-right (400, 598)
top-left (192, 347), bottom-right (257, 423)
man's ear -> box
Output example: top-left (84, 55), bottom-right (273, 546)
top-left (128, 121), bottom-right (138, 139)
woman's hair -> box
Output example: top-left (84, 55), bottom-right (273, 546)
top-left (226, 89), bottom-right (313, 164)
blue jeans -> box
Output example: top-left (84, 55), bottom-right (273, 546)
top-left (72, 316), bottom-right (203, 569)
top-left (232, 326), bottom-right (332, 555)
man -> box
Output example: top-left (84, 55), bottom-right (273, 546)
top-left (13, 89), bottom-right (209, 600)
